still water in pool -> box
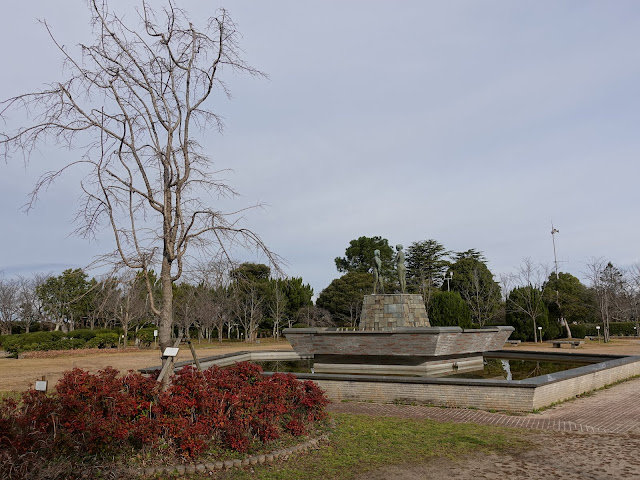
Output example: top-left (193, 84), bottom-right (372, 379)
top-left (254, 358), bottom-right (589, 380)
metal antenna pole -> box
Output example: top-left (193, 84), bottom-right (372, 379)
top-left (551, 223), bottom-right (559, 278)
top-left (551, 223), bottom-right (569, 337)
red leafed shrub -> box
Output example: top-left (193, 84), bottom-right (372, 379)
top-left (155, 363), bottom-right (329, 456)
top-left (0, 362), bottom-right (329, 463)
top-left (54, 367), bottom-right (160, 452)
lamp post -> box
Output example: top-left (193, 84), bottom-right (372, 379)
top-left (445, 271), bottom-right (454, 292)
top-left (596, 325), bottom-right (601, 343)
top-left (538, 326), bottom-right (542, 343)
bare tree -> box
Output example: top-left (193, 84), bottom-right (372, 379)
top-left (114, 273), bottom-right (149, 347)
top-left (88, 277), bottom-right (120, 329)
top-left (624, 263), bottom-right (640, 336)
top-left (347, 299), bottom-right (362, 329)
top-left (505, 258), bottom-right (550, 343)
top-left (231, 282), bottom-right (263, 343)
top-left (459, 267), bottom-right (500, 327)
top-left (173, 282), bottom-right (198, 338)
top-left (0, 2), bottom-right (277, 381)
top-left (17, 274), bottom-right (47, 333)
top-left (269, 279), bottom-right (288, 338)
top-left (0, 277), bottom-right (20, 335)
top-left (187, 259), bottom-right (233, 342)
top-left (207, 286), bottom-right (233, 342)
top-left (295, 306), bottom-right (335, 328)
top-left (585, 258), bottom-right (624, 342)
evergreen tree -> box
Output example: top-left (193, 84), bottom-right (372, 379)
top-left (316, 272), bottom-right (372, 327)
top-left (405, 239), bottom-right (450, 312)
top-left (428, 291), bottom-right (472, 328)
top-left (334, 236), bottom-right (394, 280)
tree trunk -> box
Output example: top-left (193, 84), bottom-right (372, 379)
top-left (562, 317), bottom-right (572, 338)
top-left (159, 256), bottom-right (174, 389)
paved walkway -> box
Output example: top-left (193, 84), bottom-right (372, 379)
top-left (328, 376), bottom-right (640, 434)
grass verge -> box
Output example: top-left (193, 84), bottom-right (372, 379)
top-left (209, 413), bottom-right (528, 480)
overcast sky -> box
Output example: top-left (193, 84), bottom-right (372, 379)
top-left (1, 1), bottom-right (640, 296)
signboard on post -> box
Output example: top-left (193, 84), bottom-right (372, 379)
top-left (163, 347), bottom-right (179, 357)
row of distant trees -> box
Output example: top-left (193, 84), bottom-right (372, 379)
top-left (0, 262), bottom-right (320, 343)
top-left (316, 236), bottom-right (640, 342)
top-left (2, 237), bottom-right (637, 345)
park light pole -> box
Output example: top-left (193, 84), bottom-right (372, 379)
top-left (596, 325), bottom-right (601, 343)
top-left (445, 271), bottom-right (454, 292)
top-left (538, 326), bottom-right (542, 343)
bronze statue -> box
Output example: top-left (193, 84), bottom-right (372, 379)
top-left (396, 244), bottom-right (406, 293)
top-left (373, 249), bottom-right (384, 294)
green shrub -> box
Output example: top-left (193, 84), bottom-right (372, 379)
top-left (569, 324), bottom-right (587, 338)
top-left (136, 327), bottom-right (157, 346)
top-left (67, 329), bottom-right (98, 341)
top-left (85, 333), bottom-right (120, 349)
top-left (2, 331), bottom-right (67, 355)
top-left (610, 322), bottom-right (637, 336)
top-left (428, 291), bottom-right (472, 328)
top-left (57, 338), bottom-right (87, 350)
top-left (571, 322), bottom-right (637, 338)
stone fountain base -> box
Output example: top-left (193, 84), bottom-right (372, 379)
top-left (284, 326), bottom-right (514, 357)
top-left (360, 294), bottom-right (430, 329)
top-left (283, 325), bottom-right (514, 376)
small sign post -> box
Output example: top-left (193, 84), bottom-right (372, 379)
top-left (35, 376), bottom-right (47, 393)
top-left (162, 347), bottom-right (179, 358)
top-left (154, 329), bottom-right (158, 348)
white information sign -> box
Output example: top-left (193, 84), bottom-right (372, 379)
top-left (154, 330), bottom-right (158, 337)
top-left (163, 347), bottom-right (179, 357)
top-left (35, 380), bottom-right (48, 392)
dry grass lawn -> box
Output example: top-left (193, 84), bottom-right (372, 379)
top-left (0, 339), bottom-right (293, 392)
top-left (1, 336), bottom-right (638, 393)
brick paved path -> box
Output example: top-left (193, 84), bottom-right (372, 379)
top-left (328, 376), bottom-right (640, 434)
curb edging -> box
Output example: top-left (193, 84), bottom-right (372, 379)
top-left (139, 434), bottom-right (329, 477)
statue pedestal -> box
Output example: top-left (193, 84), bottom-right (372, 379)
top-left (359, 294), bottom-right (430, 330)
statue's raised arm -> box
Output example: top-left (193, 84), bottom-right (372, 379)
top-left (396, 244), bottom-right (406, 293)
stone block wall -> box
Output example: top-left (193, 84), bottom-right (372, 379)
top-left (283, 327), bottom-right (513, 357)
top-left (297, 356), bottom-right (640, 412)
top-left (531, 359), bottom-right (640, 410)
top-left (360, 294), bottom-right (430, 330)
top-left (314, 378), bottom-right (536, 411)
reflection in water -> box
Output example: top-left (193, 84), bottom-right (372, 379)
top-left (254, 358), bottom-right (589, 381)
top-left (500, 359), bottom-right (512, 381)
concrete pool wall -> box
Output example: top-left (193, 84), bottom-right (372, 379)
top-left (141, 350), bottom-right (640, 412)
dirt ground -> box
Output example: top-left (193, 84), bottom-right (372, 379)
top-left (356, 337), bottom-right (640, 480)
top-left (0, 339), bottom-right (293, 392)
top-left (359, 431), bottom-right (640, 480)
top-left (503, 336), bottom-right (640, 356)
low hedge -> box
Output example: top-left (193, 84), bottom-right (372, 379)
top-left (570, 321), bottom-right (638, 338)
top-left (136, 327), bottom-right (158, 346)
top-left (569, 324), bottom-right (587, 338)
top-left (85, 332), bottom-right (120, 349)
top-left (0, 363), bottom-right (329, 461)
top-left (2, 330), bottom-right (126, 355)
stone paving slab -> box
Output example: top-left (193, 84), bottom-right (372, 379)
top-left (328, 376), bottom-right (640, 434)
